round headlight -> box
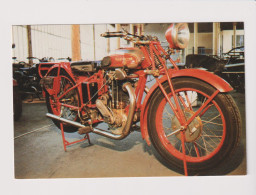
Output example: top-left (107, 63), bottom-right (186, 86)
top-left (165, 23), bottom-right (190, 49)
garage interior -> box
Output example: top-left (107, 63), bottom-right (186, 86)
top-left (13, 22), bottom-right (246, 178)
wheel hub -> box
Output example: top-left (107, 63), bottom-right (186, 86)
top-left (171, 109), bottom-right (202, 142)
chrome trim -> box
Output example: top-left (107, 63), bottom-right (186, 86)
top-left (92, 82), bottom-right (136, 140)
top-left (46, 113), bottom-right (85, 128)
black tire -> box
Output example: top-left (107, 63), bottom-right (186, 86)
top-left (45, 68), bottom-right (81, 132)
top-left (13, 86), bottom-right (22, 121)
top-left (147, 77), bottom-right (241, 174)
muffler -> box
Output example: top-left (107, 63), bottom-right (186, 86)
top-left (46, 113), bottom-right (85, 128)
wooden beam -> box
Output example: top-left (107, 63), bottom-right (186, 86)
top-left (116, 24), bottom-right (121, 49)
top-left (233, 22), bottom-right (237, 48)
top-left (93, 24), bottom-right (96, 60)
top-left (141, 24), bottom-right (144, 35)
top-left (137, 24), bottom-right (141, 36)
top-left (194, 23), bottom-right (198, 54)
top-left (71, 25), bottom-right (81, 61)
top-left (26, 25), bottom-right (33, 66)
top-left (129, 24), bottom-right (134, 47)
top-left (213, 22), bottom-right (220, 55)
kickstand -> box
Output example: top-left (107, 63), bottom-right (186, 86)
top-left (60, 123), bottom-right (91, 152)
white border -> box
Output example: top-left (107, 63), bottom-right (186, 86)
top-left (1, 1), bottom-right (256, 195)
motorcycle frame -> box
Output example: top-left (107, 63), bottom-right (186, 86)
top-left (39, 39), bottom-right (234, 176)
top-left (40, 40), bottom-right (233, 140)
top-left (40, 39), bottom-right (233, 133)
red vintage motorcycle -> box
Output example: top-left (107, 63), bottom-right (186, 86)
top-left (38, 23), bottom-right (241, 175)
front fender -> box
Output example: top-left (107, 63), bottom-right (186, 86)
top-left (140, 68), bottom-right (233, 145)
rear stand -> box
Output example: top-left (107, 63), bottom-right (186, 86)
top-left (60, 123), bottom-right (91, 152)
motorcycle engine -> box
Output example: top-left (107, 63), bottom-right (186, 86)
top-left (95, 70), bottom-right (131, 135)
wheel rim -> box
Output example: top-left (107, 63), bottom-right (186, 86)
top-left (155, 88), bottom-right (226, 163)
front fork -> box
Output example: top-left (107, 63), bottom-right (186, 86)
top-left (156, 68), bottom-right (220, 176)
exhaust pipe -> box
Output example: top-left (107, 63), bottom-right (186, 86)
top-left (46, 82), bottom-right (136, 140)
top-left (93, 82), bottom-right (136, 140)
top-left (46, 113), bottom-right (86, 128)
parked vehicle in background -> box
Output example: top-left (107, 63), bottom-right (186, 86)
top-left (185, 46), bottom-right (245, 92)
top-left (12, 57), bottom-right (56, 101)
top-left (223, 46), bottom-right (244, 64)
top-left (222, 46), bottom-right (245, 92)
top-left (13, 79), bottom-right (22, 121)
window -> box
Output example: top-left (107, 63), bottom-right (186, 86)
top-left (236, 35), bottom-right (244, 47)
top-left (232, 35), bottom-right (244, 47)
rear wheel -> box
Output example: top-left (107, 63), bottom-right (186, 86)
top-left (148, 78), bottom-right (241, 174)
top-left (45, 69), bottom-right (80, 132)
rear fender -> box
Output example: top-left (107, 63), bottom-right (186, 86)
top-left (45, 62), bottom-right (74, 78)
top-left (42, 62), bottom-right (75, 96)
top-left (140, 68), bottom-right (233, 145)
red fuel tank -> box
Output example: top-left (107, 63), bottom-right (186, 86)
top-left (101, 48), bottom-right (144, 69)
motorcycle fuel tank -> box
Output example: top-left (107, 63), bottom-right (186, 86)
top-left (101, 48), bottom-right (144, 69)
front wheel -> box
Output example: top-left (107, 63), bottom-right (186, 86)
top-left (147, 78), bottom-right (241, 174)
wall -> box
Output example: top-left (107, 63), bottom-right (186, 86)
top-left (222, 30), bottom-right (244, 53)
top-left (12, 26), bottom-right (28, 63)
top-left (12, 24), bottom-right (120, 63)
top-left (12, 24), bottom-right (245, 64)
top-left (187, 32), bottom-right (213, 55)
top-left (31, 25), bottom-right (72, 60)
top-left (12, 25), bottom-right (72, 63)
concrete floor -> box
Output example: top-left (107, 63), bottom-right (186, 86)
top-left (13, 91), bottom-right (246, 178)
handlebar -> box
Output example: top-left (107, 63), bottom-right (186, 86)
top-left (101, 31), bottom-right (153, 45)
top-left (101, 31), bottom-right (125, 38)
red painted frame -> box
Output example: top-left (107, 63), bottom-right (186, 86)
top-left (39, 39), bottom-right (234, 176)
top-left (40, 42), bottom-right (232, 137)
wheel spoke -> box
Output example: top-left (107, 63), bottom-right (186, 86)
top-left (186, 143), bottom-right (194, 156)
top-left (166, 128), bottom-right (183, 137)
top-left (202, 131), bottom-right (221, 147)
top-left (185, 142), bottom-right (190, 155)
top-left (202, 114), bottom-right (221, 124)
top-left (204, 125), bottom-right (223, 139)
top-left (202, 137), bottom-right (217, 150)
top-left (197, 138), bottom-right (211, 154)
top-left (202, 120), bottom-right (223, 126)
top-left (201, 134), bottom-right (222, 138)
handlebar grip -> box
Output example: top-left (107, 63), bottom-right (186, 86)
top-left (101, 31), bottom-right (124, 38)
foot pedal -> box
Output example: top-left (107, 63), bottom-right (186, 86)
top-left (78, 126), bottom-right (92, 134)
